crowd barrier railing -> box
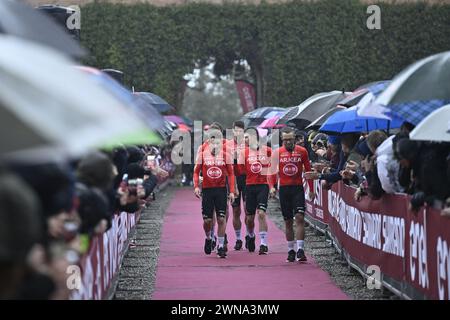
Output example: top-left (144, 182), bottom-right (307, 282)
top-left (304, 180), bottom-right (450, 300)
top-left (70, 210), bottom-right (141, 300)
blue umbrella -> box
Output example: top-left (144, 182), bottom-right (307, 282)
top-left (133, 92), bottom-right (175, 114)
top-left (76, 67), bottom-right (165, 131)
top-left (319, 106), bottom-right (403, 134)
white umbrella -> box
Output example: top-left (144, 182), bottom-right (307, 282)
top-left (0, 35), bottom-right (155, 162)
top-left (356, 92), bottom-right (391, 120)
top-left (409, 104), bottom-right (450, 142)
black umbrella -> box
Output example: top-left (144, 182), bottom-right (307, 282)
top-left (305, 106), bottom-right (347, 130)
top-left (0, 1), bottom-right (86, 58)
top-left (133, 92), bottom-right (175, 114)
top-left (335, 88), bottom-right (368, 107)
top-left (241, 106), bottom-right (285, 127)
top-left (278, 91), bottom-right (349, 129)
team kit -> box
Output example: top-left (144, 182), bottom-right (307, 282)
top-left (193, 121), bottom-right (314, 262)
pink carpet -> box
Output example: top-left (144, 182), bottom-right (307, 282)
top-left (152, 188), bottom-right (349, 300)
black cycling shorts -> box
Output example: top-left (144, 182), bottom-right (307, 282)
top-left (231, 175), bottom-right (246, 208)
top-left (202, 187), bottom-right (227, 220)
top-left (279, 185), bottom-right (306, 220)
top-left (245, 184), bottom-right (269, 215)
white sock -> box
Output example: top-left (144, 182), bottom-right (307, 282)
top-left (218, 236), bottom-right (225, 249)
top-left (297, 240), bottom-right (305, 250)
top-left (260, 231), bottom-right (268, 246)
top-left (249, 232), bottom-right (255, 238)
top-left (211, 229), bottom-right (216, 239)
top-left (235, 229), bottom-right (242, 241)
top-left (288, 241), bottom-right (295, 251)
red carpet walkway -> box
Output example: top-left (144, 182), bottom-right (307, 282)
top-left (152, 188), bottom-right (349, 300)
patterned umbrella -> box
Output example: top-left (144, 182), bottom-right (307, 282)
top-left (374, 51), bottom-right (450, 124)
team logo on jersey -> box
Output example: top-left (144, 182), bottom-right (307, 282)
top-left (207, 167), bottom-right (222, 179)
top-left (283, 163), bottom-right (298, 176)
top-left (250, 162), bottom-right (262, 174)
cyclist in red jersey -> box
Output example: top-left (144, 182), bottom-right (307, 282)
top-left (238, 127), bottom-right (273, 255)
top-left (227, 120), bottom-right (247, 251)
top-left (198, 122), bottom-right (232, 252)
top-left (269, 127), bottom-right (314, 262)
top-left (194, 128), bottom-right (235, 258)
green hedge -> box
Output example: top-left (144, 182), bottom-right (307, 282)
top-left (80, 0), bottom-right (450, 108)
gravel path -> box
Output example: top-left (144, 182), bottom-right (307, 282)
top-left (114, 185), bottom-right (176, 300)
top-left (114, 187), bottom-right (397, 300)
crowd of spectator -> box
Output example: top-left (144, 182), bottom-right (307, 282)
top-left (0, 141), bottom-right (175, 299)
top-left (297, 122), bottom-right (450, 216)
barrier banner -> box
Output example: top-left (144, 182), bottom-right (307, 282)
top-left (71, 211), bottom-right (138, 300)
top-left (305, 179), bottom-right (329, 225)
top-left (305, 181), bottom-right (450, 299)
top-left (327, 183), bottom-right (407, 281)
top-left (407, 206), bottom-right (450, 300)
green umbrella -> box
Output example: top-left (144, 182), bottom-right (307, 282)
top-left (101, 129), bottom-right (162, 150)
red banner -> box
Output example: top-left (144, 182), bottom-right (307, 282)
top-left (304, 179), bottom-right (330, 225)
top-left (305, 181), bottom-right (450, 300)
top-left (235, 80), bottom-right (256, 114)
top-left (71, 211), bottom-right (139, 300)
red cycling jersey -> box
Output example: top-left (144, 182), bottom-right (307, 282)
top-left (199, 139), bottom-right (245, 176)
top-left (239, 146), bottom-right (273, 186)
top-left (193, 143), bottom-right (235, 193)
top-left (269, 145), bottom-right (313, 190)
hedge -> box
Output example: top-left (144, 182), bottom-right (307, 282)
top-left (80, 0), bottom-right (450, 109)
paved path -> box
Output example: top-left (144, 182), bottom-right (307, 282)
top-left (152, 189), bottom-right (349, 300)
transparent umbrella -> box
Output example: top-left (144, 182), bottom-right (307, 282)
top-left (0, 36), bottom-right (157, 162)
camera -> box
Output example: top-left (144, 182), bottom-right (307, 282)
top-left (128, 178), bottom-right (143, 196)
top-left (62, 220), bottom-right (79, 242)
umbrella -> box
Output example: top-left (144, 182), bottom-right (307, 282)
top-left (336, 81), bottom-right (391, 107)
top-left (164, 115), bottom-right (185, 125)
top-left (177, 123), bottom-right (192, 132)
top-left (373, 51), bottom-right (450, 125)
top-left (305, 106), bottom-right (347, 130)
top-left (76, 66), bottom-right (165, 132)
top-left (278, 91), bottom-right (350, 129)
top-left (335, 89), bottom-right (368, 107)
top-left (180, 116), bottom-right (194, 127)
top-left (133, 92), bottom-right (175, 114)
top-left (258, 116), bottom-right (285, 129)
top-left (0, 36), bottom-right (157, 162)
top-left (242, 106), bottom-right (285, 119)
top-left (356, 81), bottom-right (392, 120)
top-left (241, 106), bottom-right (285, 127)
top-left (0, 0), bottom-right (86, 58)
top-left (409, 104), bottom-right (450, 142)
top-left (319, 106), bottom-right (403, 134)
top-left (354, 80), bottom-right (391, 92)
